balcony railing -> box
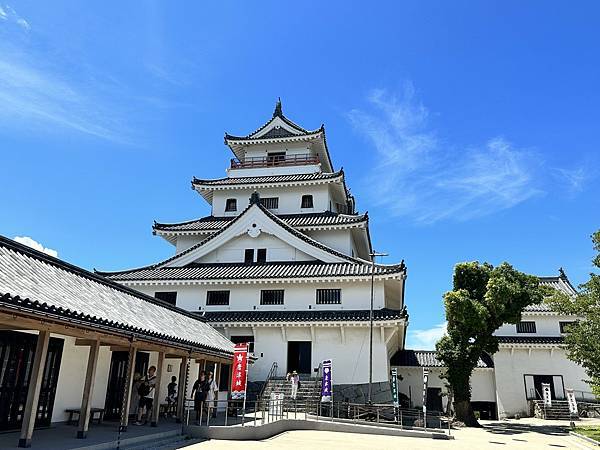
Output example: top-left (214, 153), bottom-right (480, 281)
top-left (231, 154), bottom-right (320, 169)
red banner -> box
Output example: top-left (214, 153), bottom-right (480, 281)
top-left (230, 343), bottom-right (248, 399)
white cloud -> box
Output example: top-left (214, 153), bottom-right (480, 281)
top-left (552, 167), bottom-right (589, 195)
top-left (349, 85), bottom-right (543, 224)
top-left (13, 236), bottom-right (58, 258)
top-left (406, 322), bottom-right (447, 350)
top-left (0, 4), bottom-right (30, 30)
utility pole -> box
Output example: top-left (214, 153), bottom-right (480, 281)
top-left (368, 251), bottom-right (388, 404)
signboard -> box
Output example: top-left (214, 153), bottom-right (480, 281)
top-left (230, 343), bottom-right (248, 400)
top-left (542, 383), bottom-right (552, 407)
top-left (321, 359), bottom-right (332, 402)
top-left (566, 388), bottom-right (578, 415)
top-left (422, 368), bottom-right (429, 414)
top-left (390, 368), bottom-right (399, 408)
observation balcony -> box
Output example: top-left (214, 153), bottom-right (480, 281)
top-left (230, 154), bottom-right (320, 169)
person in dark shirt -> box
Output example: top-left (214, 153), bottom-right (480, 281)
top-left (166, 376), bottom-right (177, 417)
top-left (191, 371), bottom-right (209, 425)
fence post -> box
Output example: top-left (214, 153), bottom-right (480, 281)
top-left (377, 408), bottom-right (380, 423)
top-left (400, 409), bottom-right (403, 428)
top-left (224, 400), bottom-right (228, 426)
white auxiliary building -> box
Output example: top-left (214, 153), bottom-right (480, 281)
top-left (102, 100), bottom-right (409, 393)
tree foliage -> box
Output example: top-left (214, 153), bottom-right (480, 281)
top-left (436, 261), bottom-right (545, 426)
top-left (547, 230), bottom-right (600, 397)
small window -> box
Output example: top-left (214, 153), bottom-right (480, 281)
top-left (260, 289), bottom-right (284, 305)
top-left (316, 289), bottom-right (341, 305)
top-left (560, 321), bottom-right (575, 334)
top-left (206, 290), bottom-right (230, 306)
top-left (257, 248), bottom-right (267, 263)
top-left (225, 198), bottom-right (237, 212)
top-left (154, 291), bottom-right (177, 306)
top-left (267, 152), bottom-right (286, 163)
top-left (244, 249), bottom-right (254, 264)
top-left (231, 336), bottom-right (255, 353)
top-left (301, 195), bottom-right (314, 209)
top-left (516, 321), bottom-right (536, 333)
top-left (260, 197), bottom-right (279, 210)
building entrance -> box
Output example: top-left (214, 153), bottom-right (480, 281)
top-left (104, 351), bottom-right (149, 420)
top-left (287, 341), bottom-right (311, 375)
top-left (0, 331), bottom-right (64, 431)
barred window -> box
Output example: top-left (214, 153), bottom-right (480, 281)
top-left (316, 289), bottom-right (341, 305)
top-left (257, 248), bottom-right (267, 263)
top-left (560, 321), bottom-right (575, 334)
top-left (154, 291), bottom-right (177, 306)
top-left (260, 289), bottom-right (284, 305)
top-left (301, 195), bottom-right (314, 209)
top-left (225, 198), bottom-right (237, 212)
top-left (244, 249), bottom-right (254, 264)
top-left (516, 321), bottom-right (536, 333)
top-left (260, 197), bottom-right (279, 210)
top-left (206, 290), bottom-right (230, 306)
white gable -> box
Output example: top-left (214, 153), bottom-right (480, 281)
top-left (160, 204), bottom-right (355, 268)
top-left (251, 116), bottom-right (304, 139)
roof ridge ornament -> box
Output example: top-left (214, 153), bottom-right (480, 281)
top-left (273, 97), bottom-right (283, 118)
top-left (249, 191), bottom-right (261, 205)
top-left (558, 267), bottom-right (567, 279)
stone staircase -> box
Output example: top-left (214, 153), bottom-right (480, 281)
top-left (260, 376), bottom-right (322, 411)
top-left (532, 400), bottom-right (577, 420)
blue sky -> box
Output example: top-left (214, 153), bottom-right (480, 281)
top-left (1, 1), bottom-right (599, 349)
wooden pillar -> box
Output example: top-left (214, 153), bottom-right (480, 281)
top-left (119, 346), bottom-right (137, 432)
top-left (18, 331), bottom-right (50, 448)
top-left (176, 356), bottom-right (188, 423)
top-left (77, 340), bottom-right (101, 438)
top-left (151, 352), bottom-right (165, 427)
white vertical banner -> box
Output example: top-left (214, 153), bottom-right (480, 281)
top-left (422, 368), bottom-right (429, 415)
top-left (566, 388), bottom-right (578, 415)
top-left (542, 383), bottom-right (552, 407)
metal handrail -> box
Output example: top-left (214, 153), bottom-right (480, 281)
top-left (257, 362), bottom-right (278, 401)
top-left (230, 154), bottom-right (320, 169)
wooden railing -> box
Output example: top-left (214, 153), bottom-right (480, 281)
top-left (230, 154), bottom-right (320, 169)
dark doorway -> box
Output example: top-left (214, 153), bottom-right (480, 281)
top-left (426, 387), bottom-right (443, 412)
top-left (0, 331), bottom-right (64, 431)
top-left (472, 401), bottom-right (498, 420)
top-left (533, 375), bottom-right (556, 400)
top-left (104, 351), bottom-right (149, 420)
top-left (287, 341), bottom-right (311, 375)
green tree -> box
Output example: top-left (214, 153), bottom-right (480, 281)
top-left (547, 230), bottom-right (600, 398)
top-left (436, 262), bottom-right (545, 426)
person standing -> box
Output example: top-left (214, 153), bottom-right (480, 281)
top-left (134, 366), bottom-right (157, 425)
top-left (166, 376), bottom-right (177, 417)
top-left (289, 370), bottom-right (300, 400)
top-left (191, 371), bottom-right (209, 425)
top-left (206, 371), bottom-right (219, 418)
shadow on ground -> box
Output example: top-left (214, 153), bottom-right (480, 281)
top-left (481, 421), bottom-right (569, 437)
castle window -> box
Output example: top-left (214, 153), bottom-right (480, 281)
top-left (257, 248), bottom-right (267, 263)
top-left (301, 195), bottom-right (314, 209)
top-left (225, 198), bottom-right (237, 212)
top-left (516, 321), bottom-right (536, 333)
top-left (559, 321), bottom-right (575, 334)
top-left (316, 289), bottom-right (341, 305)
top-left (244, 249), bottom-right (254, 263)
top-left (260, 289), bottom-right (284, 305)
top-left (206, 290), bottom-right (230, 306)
top-left (154, 291), bottom-right (177, 306)
top-left (260, 197), bottom-right (279, 210)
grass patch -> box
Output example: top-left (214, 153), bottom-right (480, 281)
top-left (574, 426), bottom-right (600, 442)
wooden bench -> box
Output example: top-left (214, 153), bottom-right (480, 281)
top-left (65, 407), bottom-right (105, 425)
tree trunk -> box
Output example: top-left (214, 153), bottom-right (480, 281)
top-left (454, 399), bottom-right (480, 427)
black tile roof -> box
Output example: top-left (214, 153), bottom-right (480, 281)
top-left (192, 170), bottom-right (343, 187)
top-left (153, 212), bottom-right (368, 233)
top-left (197, 308), bottom-right (407, 324)
top-left (523, 272), bottom-right (578, 312)
top-left (0, 235), bottom-right (233, 357)
top-left (101, 261), bottom-right (406, 282)
top-left (496, 336), bottom-right (565, 345)
top-left (390, 350), bottom-right (494, 368)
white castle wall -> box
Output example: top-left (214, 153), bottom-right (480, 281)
top-left (493, 347), bottom-right (590, 418)
top-left (136, 280), bottom-right (390, 312)
top-left (495, 313), bottom-right (576, 337)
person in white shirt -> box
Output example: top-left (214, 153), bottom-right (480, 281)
top-left (206, 371), bottom-right (219, 418)
top-left (134, 366), bottom-right (156, 425)
top-left (289, 370), bottom-right (300, 400)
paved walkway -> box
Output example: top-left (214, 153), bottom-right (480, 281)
top-left (185, 418), bottom-right (600, 449)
